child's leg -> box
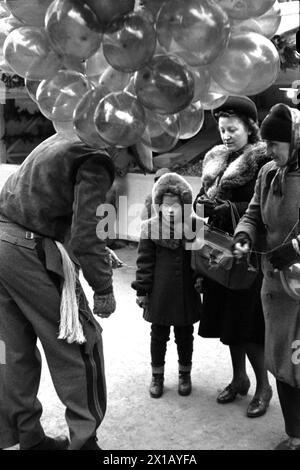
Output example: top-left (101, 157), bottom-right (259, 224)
top-left (174, 325), bottom-right (194, 396)
top-left (149, 324), bottom-right (170, 398)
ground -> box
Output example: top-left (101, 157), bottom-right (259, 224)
top-left (8, 244), bottom-right (285, 450)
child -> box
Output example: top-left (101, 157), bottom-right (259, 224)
top-left (132, 173), bottom-right (203, 398)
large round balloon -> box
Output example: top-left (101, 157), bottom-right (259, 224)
top-left (102, 12), bottom-right (156, 72)
top-left (178, 102), bottom-right (205, 140)
top-left (189, 66), bottom-right (211, 103)
top-left (0, 15), bottom-right (22, 50)
top-left (141, 109), bottom-right (180, 153)
top-left (3, 26), bottom-right (62, 79)
top-left (98, 66), bottom-right (131, 92)
top-left (5, 0), bottom-right (53, 26)
top-left (85, 46), bottom-right (109, 84)
top-left (216, 32), bottom-right (280, 96)
top-left (139, 0), bottom-right (171, 20)
top-left (36, 70), bottom-right (91, 121)
top-left (210, 35), bottom-right (253, 94)
top-left (45, 0), bottom-right (102, 61)
top-left (25, 77), bottom-right (40, 102)
top-left (53, 120), bottom-right (80, 141)
top-left (218, 0), bottom-right (276, 20)
top-left (232, 1), bottom-right (281, 39)
top-left (84, 0), bottom-right (135, 32)
top-left (156, 0), bottom-right (230, 66)
top-left (199, 81), bottom-right (228, 111)
top-left (73, 86), bottom-right (111, 149)
top-left (134, 54), bottom-right (194, 115)
top-left (94, 91), bottom-right (146, 147)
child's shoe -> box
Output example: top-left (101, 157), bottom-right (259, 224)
top-left (149, 374), bottom-right (164, 398)
top-left (178, 371), bottom-right (192, 396)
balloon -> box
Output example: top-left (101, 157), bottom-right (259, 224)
top-left (210, 35), bottom-right (253, 94)
top-left (84, 0), bottom-right (135, 32)
top-left (36, 70), bottom-right (91, 121)
top-left (199, 82), bottom-right (228, 111)
top-left (215, 32), bottom-right (280, 96)
top-left (139, 0), bottom-right (171, 20)
top-left (123, 76), bottom-right (136, 97)
top-left (5, 0), bottom-right (53, 26)
top-left (0, 3), bottom-right (9, 20)
top-left (94, 91), bottom-right (146, 147)
top-left (85, 46), bottom-right (108, 83)
top-left (156, 0), bottom-right (230, 66)
top-left (63, 56), bottom-right (85, 74)
top-left (232, 1), bottom-right (281, 39)
top-left (178, 102), bottom-right (205, 140)
top-left (3, 26), bottom-right (62, 79)
top-left (133, 140), bottom-right (153, 173)
top-left (53, 121), bottom-right (80, 141)
top-left (0, 15), bottom-right (22, 52)
top-left (218, 0), bottom-right (276, 20)
top-left (45, 0), bottom-right (102, 61)
top-left (98, 66), bottom-right (131, 92)
top-left (189, 66), bottom-right (211, 103)
top-left (25, 77), bottom-right (40, 102)
top-left (102, 12), bottom-right (156, 72)
top-left (73, 86), bottom-right (110, 149)
top-left (141, 109), bottom-right (180, 153)
top-left (134, 54), bottom-right (194, 115)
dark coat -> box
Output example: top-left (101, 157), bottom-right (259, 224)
top-left (132, 237), bottom-right (202, 326)
top-left (194, 142), bottom-right (269, 344)
top-left (0, 133), bottom-right (115, 295)
top-left (236, 160), bottom-right (300, 387)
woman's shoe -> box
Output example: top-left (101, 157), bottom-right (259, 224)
top-left (217, 377), bottom-right (251, 404)
top-left (246, 386), bottom-right (273, 418)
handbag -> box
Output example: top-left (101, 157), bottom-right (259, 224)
top-left (191, 201), bottom-right (259, 290)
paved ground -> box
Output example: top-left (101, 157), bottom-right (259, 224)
top-left (7, 244), bottom-right (286, 450)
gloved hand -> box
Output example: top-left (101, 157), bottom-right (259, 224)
top-left (136, 295), bottom-right (148, 309)
top-left (194, 277), bottom-right (203, 294)
top-left (211, 201), bottom-right (230, 223)
top-left (106, 247), bottom-right (124, 269)
top-left (232, 233), bottom-right (251, 259)
top-left (266, 241), bottom-right (299, 270)
top-left (93, 292), bottom-right (116, 318)
top-left (196, 195), bottom-right (217, 218)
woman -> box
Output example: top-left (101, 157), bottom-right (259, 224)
top-left (194, 96), bottom-right (272, 418)
top-left (234, 103), bottom-right (300, 449)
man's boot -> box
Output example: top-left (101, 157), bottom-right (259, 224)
top-left (149, 366), bottom-right (164, 398)
top-left (178, 364), bottom-right (192, 396)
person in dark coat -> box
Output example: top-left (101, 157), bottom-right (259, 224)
top-left (233, 104), bottom-right (300, 449)
top-left (0, 133), bottom-right (116, 450)
top-left (194, 96), bottom-right (272, 418)
top-left (132, 173), bottom-right (202, 399)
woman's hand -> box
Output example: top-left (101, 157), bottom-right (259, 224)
top-left (196, 195), bottom-right (217, 218)
top-left (136, 295), bottom-right (148, 309)
top-left (232, 233), bottom-right (251, 259)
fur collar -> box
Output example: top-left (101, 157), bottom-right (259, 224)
top-left (201, 142), bottom-right (268, 197)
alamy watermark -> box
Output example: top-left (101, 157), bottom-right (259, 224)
top-left (291, 340), bottom-right (300, 365)
top-left (291, 80), bottom-right (300, 106)
top-left (96, 197), bottom-right (205, 250)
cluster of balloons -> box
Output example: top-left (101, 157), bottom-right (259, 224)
top-left (0, 0), bottom-right (282, 171)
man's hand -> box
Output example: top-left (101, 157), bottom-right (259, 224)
top-left (266, 241), bottom-right (299, 270)
top-left (136, 295), bottom-right (148, 309)
top-left (93, 292), bottom-right (116, 318)
top-left (232, 233), bottom-right (251, 259)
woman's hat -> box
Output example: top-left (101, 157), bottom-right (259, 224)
top-left (212, 95), bottom-right (258, 122)
top-left (260, 103), bottom-right (292, 144)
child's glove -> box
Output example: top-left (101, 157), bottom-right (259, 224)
top-left (93, 292), bottom-right (116, 318)
top-left (136, 295), bottom-right (148, 309)
top-left (194, 277), bottom-right (203, 294)
top-left (266, 241), bottom-right (299, 270)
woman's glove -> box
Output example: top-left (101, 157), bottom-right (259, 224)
top-left (136, 295), bottom-right (149, 309)
top-left (266, 241), bottom-right (299, 270)
top-left (93, 292), bottom-right (116, 318)
top-left (211, 201), bottom-right (230, 222)
top-left (196, 195), bottom-right (217, 218)
top-left (232, 233), bottom-right (251, 259)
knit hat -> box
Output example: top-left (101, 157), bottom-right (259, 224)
top-left (212, 95), bottom-right (258, 123)
top-left (260, 103), bottom-right (292, 144)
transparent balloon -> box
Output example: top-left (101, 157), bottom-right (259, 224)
top-left (0, 15), bottom-right (22, 50)
top-left (53, 120), bottom-right (80, 141)
top-left (25, 77), bottom-right (40, 102)
top-left (84, 0), bottom-right (135, 32)
top-left (218, 0), bottom-right (276, 20)
top-left (227, 32), bottom-right (280, 96)
top-left (98, 66), bottom-right (131, 92)
top-left (63, 56), bottom-right (86, 74)
top-left (141, 109), bottom-right (180, 153)
top-left (36, 70), bottom-right (91, 121)
top-left (73, 86), bottom-right (111, 149)
top-left (4, 26), bottom-right (62, 79)
top-left (45, 0), bottom-right (102, 61)
top-left (139, 0), bottom-right (171, 20)
top-left (5, 0), bottom-right (53, 26)
top-left (232, 1), bottom-right (281, 39)
top-left (85, 46), bottom-right (109, 84)
top-left (134, 54), bottom-right (194, 115)
top-left (199, 86), bottom-right (228, 111)
top-left (0, 3), bottom-right (9, 20)
top-left (189, 66), bottom-right (211, 103)
top-left (94, 91), bottom-right (146, 147)
top-left (123, 76), bottom-right (136, 97)
top-left (156, 0), bottom-right (230, 66)
top-left (178, 102), bottom-right (204, 140)
top-left (102, 12), bottom-right (156, 73)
